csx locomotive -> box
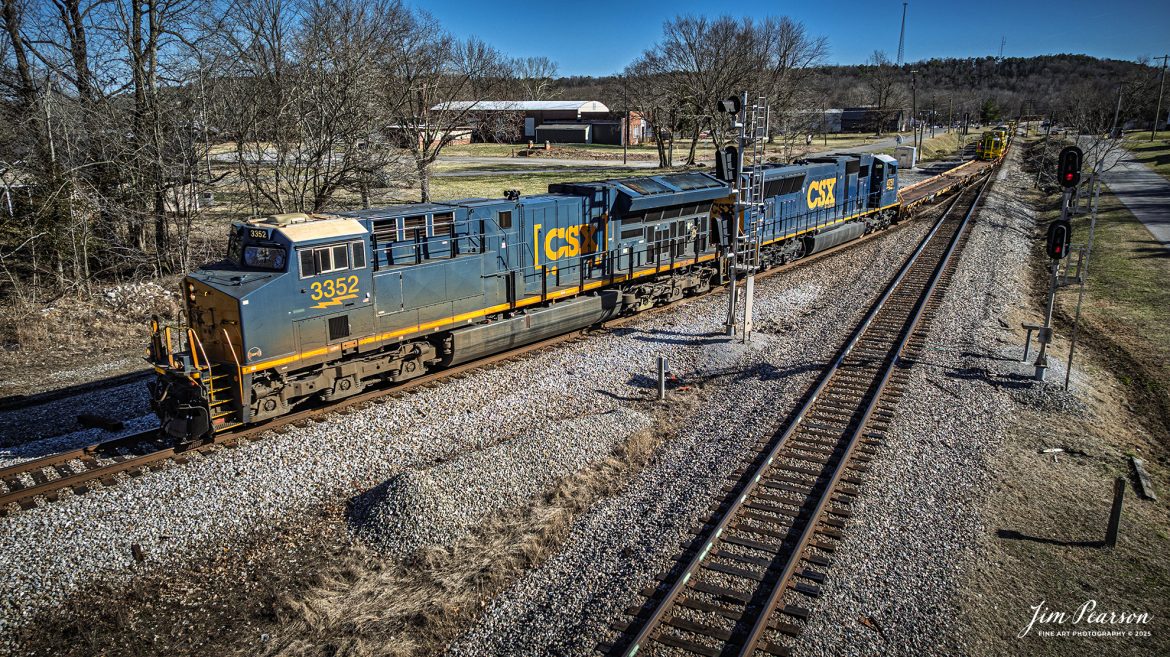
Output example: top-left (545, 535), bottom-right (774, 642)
top-left (148, 153), bottom-right (900, 441)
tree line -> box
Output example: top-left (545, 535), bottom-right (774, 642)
top-left (0, 0), bottom-right (555, 300)
top-left (2, 1), bottom-right (1165, 305)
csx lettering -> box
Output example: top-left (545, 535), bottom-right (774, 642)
top-left (806, 178), bottom-right (837, 209)
top-left (543, 224), bottom-right (598, 261)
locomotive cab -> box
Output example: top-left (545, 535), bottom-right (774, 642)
top-left (869, 154), bottom-right (899, 208)
top-left (147, 212), bottom-right (373, 441)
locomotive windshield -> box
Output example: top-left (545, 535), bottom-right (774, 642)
top-left (226, 229), bottom-right (287, 271)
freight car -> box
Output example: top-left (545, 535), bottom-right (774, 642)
top-left (147, 153), bottom-right (901, 441)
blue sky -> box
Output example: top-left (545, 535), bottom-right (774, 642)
top-left (418, 0), bottom-right (1170, 76)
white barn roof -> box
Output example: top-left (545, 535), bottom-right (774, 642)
top-left (431, 100), bottom-right (610, 113)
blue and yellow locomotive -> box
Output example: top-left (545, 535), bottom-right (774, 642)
top-left (147, 153), bottom-right (899, 440)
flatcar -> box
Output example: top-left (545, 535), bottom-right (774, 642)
top-left (147, 153), bottom-right (900, 441)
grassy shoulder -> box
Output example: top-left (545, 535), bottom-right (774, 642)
top-left (1123, 130), bottom-right (1170, 182)
top-left (1059, 183), bottom-right (1170, 419)
top-left (919, 129), bottom-right (983, 161)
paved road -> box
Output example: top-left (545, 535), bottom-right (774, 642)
top-left (1102, 147), bottom-right (1170, 252)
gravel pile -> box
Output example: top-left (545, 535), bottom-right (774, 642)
top-left (791, 150), bottom-right (1059, 656)
top-left (355, 408), bottom-right (652, 557)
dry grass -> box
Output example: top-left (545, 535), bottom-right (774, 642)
top-left (0, 279), bottom-right (183, 395)
top-left (262, 423), bottom-right (666, 656)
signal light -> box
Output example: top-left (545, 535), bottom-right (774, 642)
top-left (1046, 219), bottom-right (1071, 260)
top-left (717, 96), bottom-right (742, 115)
top-left (1057, 145), bottom-right (1083, 189)
top-left (715, 146), bottom-right (739, 183)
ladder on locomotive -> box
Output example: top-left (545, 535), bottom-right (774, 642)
top-left (734, 95), bottom-right (769, 274)
top-left (187, 329), bottom-right (243, 433)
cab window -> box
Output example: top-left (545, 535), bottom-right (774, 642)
top-left (298, 241), bottom-right (366, 278)
top-left (243, 245), bottom-right (287, 271)
top-left (226, 229), bottom-right (286, 271)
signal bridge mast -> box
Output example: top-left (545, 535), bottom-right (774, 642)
top-left (722, 92), bottom-right (769, 342)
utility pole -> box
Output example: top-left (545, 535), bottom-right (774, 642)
top-left (1152, 55), bottom-right (1168, 142)
top-left (1111, 83), bottom-right (1123, 139)
top-left (623, 110), bottom-right (629, 165)
top-left (911, 69), bottom-right (918, 151)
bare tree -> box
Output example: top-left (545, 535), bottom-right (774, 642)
top-left (381, 9), bottom-right (509, 201)
top-left (862, 50), bottom-right (904, 134)
top-left (627, 14), bottom-right (826, 167)
top-left (217, 0), bottom-right (407, 213)
top-left (514, 55), bottom-right (557, 100)
top-left (618, 55), bottom-right (679, 168)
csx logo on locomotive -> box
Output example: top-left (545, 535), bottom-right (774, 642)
top-left (540, 223), bottom-right (599, 262)
top-left (806, 178), bottom-right (837, 209)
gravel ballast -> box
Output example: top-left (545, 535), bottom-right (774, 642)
top-left (443, 163), bottom-right (1040, 655)
top-left (443, 224), bottom-right (938, 656)
top-left (793, 152), bottom-right (1042, 656)
top-left (0, 211), bottom-right (931, 652)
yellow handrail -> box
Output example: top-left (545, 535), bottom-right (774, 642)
top-left (187, 328), bottom-right (202, 371)
top-left (221, 328), bottom-right (246, 413)
top-left (164, 327), bottom-right (176, 369)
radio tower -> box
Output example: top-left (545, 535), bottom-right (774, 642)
top-left (896, 2), bottom-right (908, 66)
top-left (998, 36), bottom-right (1006, 60)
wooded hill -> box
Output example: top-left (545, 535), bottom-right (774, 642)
top-left (560, 54), bottom-right (1164, 127)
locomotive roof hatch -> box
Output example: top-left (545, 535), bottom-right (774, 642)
top-left (243, 213), bottom-right (366, 244)
top-left (607, 172), bottom-right (729, 214)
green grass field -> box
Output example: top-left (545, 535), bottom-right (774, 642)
top-left (1123, 130), bottom-right (1170, 182)
top-left (1055, 182), bottom-right (1170, 402)
top-left (427, 166), bottom-right (666, 200)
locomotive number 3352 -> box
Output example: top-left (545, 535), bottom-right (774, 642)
top-left (309, 275), bottom-right (359, 302)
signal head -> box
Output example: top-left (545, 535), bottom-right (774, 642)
top-left (1057, 145), bottom-right (1083, 188)
top-left (717, 96), bottom-right (742, 115)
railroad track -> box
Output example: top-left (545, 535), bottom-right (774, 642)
top-left (0, 328), bottom-right (593, 516)
top-left (608, 172), bottom-right (993, 657)
top-left (0, 170), bottom-right (979, 518)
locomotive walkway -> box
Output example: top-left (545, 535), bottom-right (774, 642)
top-left (1103, 147), bottom-right (1170, 252)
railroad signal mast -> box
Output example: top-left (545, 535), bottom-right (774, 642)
top-left (1034, 145), bottom-right (1082, 381)
top-left (717, 92), bottom-right (769, 341)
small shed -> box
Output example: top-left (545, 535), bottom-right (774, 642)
top-left (895, 145), bottom-right (917, 169)
top-left (536, 124), bottom-right (592, 144)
